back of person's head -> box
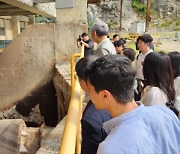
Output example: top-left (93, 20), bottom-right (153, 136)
top-left (91, 21), bottom-right (108, 37)
top-left (88, 55), bottom-right (136, 104)
top-left (123, 48), bottom-right (136, 62)
top-left (168, 51), bottom-right (180, 78)
top-left (81, 32), bottom-right (88, 38)
top-left (113, 34), bottom-right (119, 39)
top-left (149, 42), bottom-right (154, 51)
top-left (143, 52), bottom-right (175, 101)
top-left (135, 36), bottom-right (140, 50)
top-left (139, 34), bottom-right (153, 43)
top-left (120, 38), bottom-right (126, 44)
top-left (114, 39), bottom-right (125, 48)
top-left (75, 56), bottom-right (98, 82)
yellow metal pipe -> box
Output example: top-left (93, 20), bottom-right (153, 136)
top-left (71, 44), bottom-right (84, 92)
top-left (60, 44), bottom-right (84, 154)
top-left (71, 53), bottom-right (81, 92)
top-left (59, 80), bottom-right (81, 154)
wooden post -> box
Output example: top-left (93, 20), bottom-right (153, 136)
top-left (119, 0), bottom-right (123, 31)
top-left (145, 0), bottom-right (151, 32)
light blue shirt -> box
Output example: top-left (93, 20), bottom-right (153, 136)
top-left (97, 103), bottom-right (180, 154)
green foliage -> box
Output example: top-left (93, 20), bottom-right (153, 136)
top-left (88, 19), bottom-right (94, 29)
top-left (131, 0), bottom-right (147, 16)
top-left (35, 16), bottom-right (56, 23)
top-left (160, 18), bottom-right (180, 31)
top-left (174, 19), bottom-right (180, 31)
top-left (108, 20), bottom-right (115, 29)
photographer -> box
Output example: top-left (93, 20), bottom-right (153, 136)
top-left (77, 32), bottom-right (94, 57)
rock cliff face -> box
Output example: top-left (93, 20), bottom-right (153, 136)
top-left (88, 0), bottom-right (180, 31)
top-left (88, 0), bottom-right (138, 31)
top-left (156, 0), bottom-right (180, 18)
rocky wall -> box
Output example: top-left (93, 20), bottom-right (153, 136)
top-left (88, 0), bottom-right (138, 31)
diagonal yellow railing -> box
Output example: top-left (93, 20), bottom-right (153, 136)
top-left (59, 45), bottom-right (84, 154)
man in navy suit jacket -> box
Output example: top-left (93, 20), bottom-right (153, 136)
top-left (75, 57), bottom-right (111, 154)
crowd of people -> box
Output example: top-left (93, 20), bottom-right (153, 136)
top-left (76, 20), bottom-right (180, 154)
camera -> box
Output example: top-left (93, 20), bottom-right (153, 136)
top-left (77, 35), bottom-right (82, 46)
top-left (77, 35), bottom-right (82, 42)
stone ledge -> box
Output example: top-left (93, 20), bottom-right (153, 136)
top-left (36, 116), bottom-right (66, 154)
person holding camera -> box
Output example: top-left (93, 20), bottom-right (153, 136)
top-left (77, 32), bottom-right (94, 57)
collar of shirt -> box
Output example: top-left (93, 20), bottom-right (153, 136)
top-left (96, 38), bottom-right (110, 50)
top-left (103, 102), bottom-right (144, 134)
top-left (140, 49), bottom-right (153, 58)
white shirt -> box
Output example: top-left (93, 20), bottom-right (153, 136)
top-left (141, 86), bottom-right (168, 106)
top-left (174, 76), bottom-right (180, 110)
top-left (136, 49), bottom-right (153, 80)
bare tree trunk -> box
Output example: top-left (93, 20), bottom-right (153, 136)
top-left (119, 0), bottom-right (123, 31)
top-left (145, 0), bottom-right (151, 32)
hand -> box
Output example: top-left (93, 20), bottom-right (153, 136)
top-left (77, 41), bottom-right (82, 47)
top-left (81, 40), bottom-right (85, 44)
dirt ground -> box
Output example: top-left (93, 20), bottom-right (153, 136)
top-left (156, 39), bottom-right (180, 52)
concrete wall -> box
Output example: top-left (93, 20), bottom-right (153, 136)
top-left (56, 0), bottom-right (87, 24)
top-left (0, 24), bottom-right (55, 110)
top-left (0, 23), bottom-right (86, 120)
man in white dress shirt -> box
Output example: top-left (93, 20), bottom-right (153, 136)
top-left (136, 34), bottom-right (153, 80)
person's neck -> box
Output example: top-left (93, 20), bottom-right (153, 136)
top-left (109, 100), bottom-right (138, 118)
top-left (97, 36), bottom-right (107, 44)
top-left (142, 47), bottom-right (150, 55)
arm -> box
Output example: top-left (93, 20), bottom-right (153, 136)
top-left (77, 41), bottom-right (82, 48)
top-left (81, 40), bottom-right (90, 48)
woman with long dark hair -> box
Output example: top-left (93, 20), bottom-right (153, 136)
top-left (141, 52), bottom-right (175, 106)
top-left (168, 51), bottom-right (180, 119)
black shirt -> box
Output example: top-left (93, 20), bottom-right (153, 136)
top-left (84, 39), bottom-right (94, 57)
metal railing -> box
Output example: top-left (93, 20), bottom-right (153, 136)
top-left (59, 45), bottom-right (84, 154)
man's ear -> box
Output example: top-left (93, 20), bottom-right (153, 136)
top-left (103, 90), bottom-right (111, 101)
top-left (146, 42), bottom-right (150, 47)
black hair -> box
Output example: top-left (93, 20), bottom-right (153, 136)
top-left (113, 34), bottom-right (119, 39)
top-left (88, 55), bottom-right (136, 104)
top-left (136, 35), bottom-right (154, 50)
top-left (75, 56), bottom-right (98, 82)
top-left (139, 34), bottom-right (153, 43)
top-left (143, 52), bottom-right (175, 102)
top-left (114, 39), bottom-right (125, 48)
top-left (123, 48), bottom-right (136, 62)
top-left (168, 51), bottom-right (180, 78)
top-left (81, 32), bottom-right (88, 37)
top-left (120, 38), bottom-right (126, 44)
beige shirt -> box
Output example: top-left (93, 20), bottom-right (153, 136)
top-left (174, 77), bottom-right (180, 110)
top-left (141, 86), bottom-right (168, 106)
top-left (95, 38), bottom-right (116, 56)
